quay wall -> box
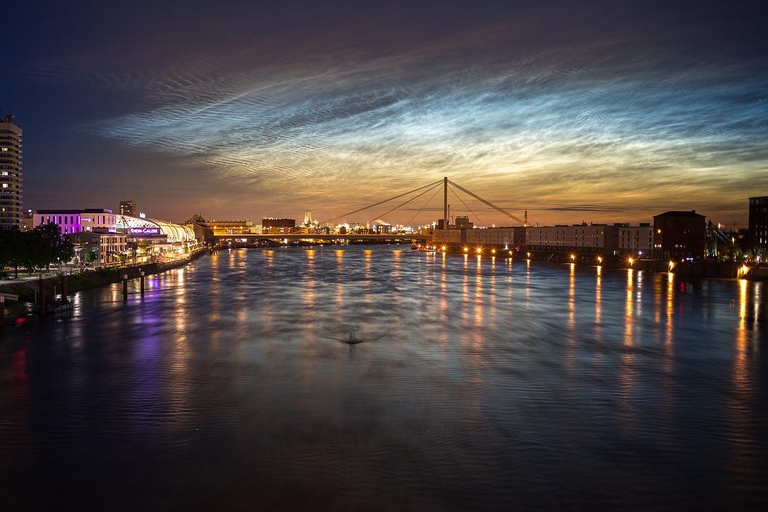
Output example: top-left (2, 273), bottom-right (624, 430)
top-left (0, 248), bottom-right (207, 304)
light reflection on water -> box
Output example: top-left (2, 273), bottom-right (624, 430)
top-left (0, 246), bottom-right (767, 510)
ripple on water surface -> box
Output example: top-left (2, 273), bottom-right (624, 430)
top-left (0, 247), bottom-right (766, 510)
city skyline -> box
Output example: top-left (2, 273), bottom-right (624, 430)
top-left (3, 1), bottom-right (767, 226)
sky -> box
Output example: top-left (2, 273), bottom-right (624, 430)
top-left (3, 0), bottom-right (767, 227)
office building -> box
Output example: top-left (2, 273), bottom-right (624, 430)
top-left (0, 113), bottom-right (23, 229)
top-left (653, 210), bottom-right (706, 260)
top-left (70, 231), bottom-right (127, 266)
top-left (119, 200), bottom-right (137, 217)
top-left (262, 218), bottom-right (296, 234)
top-left (617, 223), bottom-right (653, 255)
top-left (749, 197), bottom-right (768, 251)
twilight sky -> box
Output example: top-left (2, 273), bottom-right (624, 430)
top-left (3, 0), bottom-right (767, 226)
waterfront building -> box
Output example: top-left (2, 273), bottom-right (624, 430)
top-left (0, 113), bottom-right (23, 229)
top-left (749, 196), bottom-right (768, 251)
top-left (526, 224), bottom-right (619, 254)
top-left (466, 227), bottom-right (525, 248)
top-left (617, 223), bottom-right (653, 255)
top-left (116, 214), bottom-right (197, 262)
top-left (119, 200), bottom-right (137, 217)
top-left (433, 225), bottom-right (525, 248)
top-left (653, 210), bottom-right (706, 260)
top-left (185, 216), bottom-right (258, 243)
top-left (262, 218), bottom-right (296, 234)
top-left (69, 231), bottom-right (127, 266)
top-left (33, 209), bottom-right (117, 234)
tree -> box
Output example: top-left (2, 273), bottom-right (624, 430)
top-left (32, 222), bottom-right (74, 270)
top-left (85, 250), bottom-right (98, 265)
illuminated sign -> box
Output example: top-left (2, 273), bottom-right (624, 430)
top-left (128, 227), bottom-right (162, 236)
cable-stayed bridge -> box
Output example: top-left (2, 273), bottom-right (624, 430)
top-left (211, 177), bottom-right (524, 242)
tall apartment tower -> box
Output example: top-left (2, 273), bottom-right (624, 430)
top-left (0, 113), bottom-right (23, 229)
top-left (119, 200), bottom-right (137, 217)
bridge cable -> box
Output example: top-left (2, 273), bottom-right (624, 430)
top-left (405, 184), bottom-right (443, 226)
top-left (367, 180), bottom-right (443, 225)
top-left (321, 179), bottom-right (443, 225)
top-left (448, 180), bottom-right (525, 224)
top-left (449, 184), bottom-right (487, 228)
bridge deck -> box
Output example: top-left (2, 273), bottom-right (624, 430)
top-left (212, 233), bottom-right (432, 241)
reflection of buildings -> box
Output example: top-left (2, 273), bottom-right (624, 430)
top-left (119, 200), bottom-right (137, 217)
top-left (749, 196), bottom-right (768, 251)
top-left (262, 218), bottom-right (296, 234)
top-left (0, 113), bottom-right (23, 229)
top-left (653, 210), bottom-right (706, 260)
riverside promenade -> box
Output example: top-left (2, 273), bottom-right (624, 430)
top-left (0, 248), bottom-right (207, 326)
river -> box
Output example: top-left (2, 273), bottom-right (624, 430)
top-left (1, 246), bottom-right (766, 510)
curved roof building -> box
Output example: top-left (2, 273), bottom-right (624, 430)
top-left (116, 215), bottom-right (196, 243)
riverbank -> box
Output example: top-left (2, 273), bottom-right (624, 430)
top-left (421, 244), bottom-right (765, 280)
top-left (0, 248), bottom-right (207, 325)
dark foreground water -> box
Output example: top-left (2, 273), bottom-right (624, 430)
top-left (1, 247), bottom-right (767, 510)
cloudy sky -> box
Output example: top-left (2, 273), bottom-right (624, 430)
top-left (3, 0), bottom-right (767, 226)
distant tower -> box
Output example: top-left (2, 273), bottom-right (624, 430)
top-left (120, 200), bottom-right (137, 217)
top-left (524, 209), bottom-right (529, 227)
top-left (0, 112), bottom-right (23, 229)
top-left (304, 211), bottom-right (312, 225)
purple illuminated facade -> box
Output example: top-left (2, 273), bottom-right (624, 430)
top-left (33, 208), bottom-right (116, 235)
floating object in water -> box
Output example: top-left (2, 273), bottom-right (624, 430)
top-left (344, 326), bottom-right (364, 345)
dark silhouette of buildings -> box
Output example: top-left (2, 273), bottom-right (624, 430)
top-left (653, 210), bottom-right (706, 260)
top-left (749, 196), bottom-right (768, 251)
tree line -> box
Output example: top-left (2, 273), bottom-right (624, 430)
top-left (0, 223), bottom-right (75, 278)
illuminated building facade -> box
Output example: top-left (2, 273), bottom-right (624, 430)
top-left (0, 114), bottom-right (23, 229)
top-left (70, 231), bottom-right (127, 266)
top-left (33, 209), bottom-right (117, 234)
top-left (433, 225), bottom-right (525, 248)
top-left (617, 224), bottom-right (653, 255)
top-left (262, 218), bottom-right (296, 234)
top-left (526, 225), bottom-right (618, 254)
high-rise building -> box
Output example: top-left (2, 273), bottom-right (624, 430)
top-left (749, 196), bottom-right (768, 251)
top-left (0, 113), bottom-right (23, 229)
top-left (119, 200), bottom-right (137, 217)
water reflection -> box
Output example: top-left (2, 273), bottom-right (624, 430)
top-left (0, 247), bottom-right (766, 510)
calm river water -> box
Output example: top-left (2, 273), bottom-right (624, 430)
top-left (1, 246), bottom-right (767, 510)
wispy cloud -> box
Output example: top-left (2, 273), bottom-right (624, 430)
top-left (14, 12), bottom-right (768, 224)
